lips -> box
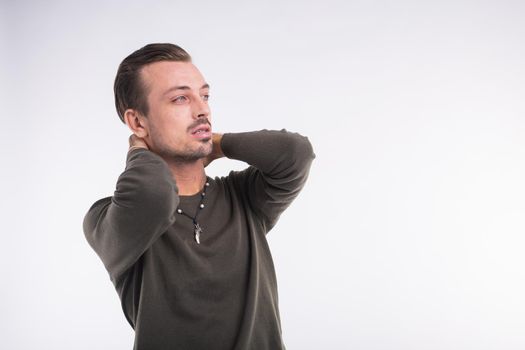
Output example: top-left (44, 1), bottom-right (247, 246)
top-left (190, 125), bottom-right (211, 135)
top-left (190, 124), bottom-right (212, 139)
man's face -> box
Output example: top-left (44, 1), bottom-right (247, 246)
top-left (139, 60), bottom-right (213, 162)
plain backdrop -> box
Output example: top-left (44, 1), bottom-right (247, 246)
top-left (2, 0), bottom-right (525, 349)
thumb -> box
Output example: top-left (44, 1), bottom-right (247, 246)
top-left (129, 134), bottom-right (149, 149)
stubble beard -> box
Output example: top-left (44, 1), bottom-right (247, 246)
top-left (148, 117), bottom-right (213, 164)
top-left (156, 137), bottom-right (213, 164)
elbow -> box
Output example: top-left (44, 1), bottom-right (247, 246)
top-left (271, 131), bottom-right (315, 181)
top-left (286, 131), bottom-right (316, 166)
top-left (82, 196), bottom-right (111, 247)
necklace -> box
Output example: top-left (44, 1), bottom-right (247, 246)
top-left (176, 177), bottom-right (210, 244)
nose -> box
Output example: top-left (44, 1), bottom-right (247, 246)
top-left (193, 95), bottom-right (210, 120)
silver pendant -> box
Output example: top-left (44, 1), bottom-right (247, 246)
top-left (194, 223), bottom-right (202, 244)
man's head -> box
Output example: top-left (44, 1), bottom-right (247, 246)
top-left (114, 43), bottom-right (191, 123)
top-left (114, 43), bottom-right (213, 162)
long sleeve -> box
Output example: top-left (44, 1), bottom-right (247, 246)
top-left (220, 129), bottom-right (316, 233)
top-left (83, 148), bottom-right (179, 283)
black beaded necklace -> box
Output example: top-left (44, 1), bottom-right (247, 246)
top-left (176, 176), bottom-right (210, 244)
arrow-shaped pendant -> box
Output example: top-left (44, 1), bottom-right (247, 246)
top-left (194, 222), bottom-right (202, 244)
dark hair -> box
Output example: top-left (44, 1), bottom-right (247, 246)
top-left (113, 43), bottom-right (192, 123)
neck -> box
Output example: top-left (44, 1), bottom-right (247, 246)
top-left (162, 157), bottom-right (207, 196)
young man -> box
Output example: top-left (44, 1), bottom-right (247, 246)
top-left (83, 43), bottom-right (315, 350)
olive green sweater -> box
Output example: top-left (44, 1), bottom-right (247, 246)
top-left (83, 129), bottom-right (315, 350)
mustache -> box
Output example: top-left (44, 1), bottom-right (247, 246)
top-left (188, 118), bottom-right (211, 132)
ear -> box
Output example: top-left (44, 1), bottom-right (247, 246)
top-left (124, 109), bottom-right (149, 138)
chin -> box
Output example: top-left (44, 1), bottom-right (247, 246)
top-left (204, 141), bottom-right (214, 154)
top-left (195, 140), bottom-right (213, 156)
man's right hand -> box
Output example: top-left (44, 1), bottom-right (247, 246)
top-left (128, 134), bottom-right (149, 152)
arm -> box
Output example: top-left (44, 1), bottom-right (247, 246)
top-left (220, 129), bottom-right (315, 232)
top-left (83, 139), bottom-right (179, 283)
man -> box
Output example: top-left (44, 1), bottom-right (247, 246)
top-left (83, 43), bottom-right (315, 350)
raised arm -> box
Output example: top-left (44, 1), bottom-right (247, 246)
top-left (82, 145), bottom-right (179, 283)
top-left (220, 129), bottom-right (316, 233)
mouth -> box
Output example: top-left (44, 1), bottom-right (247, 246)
top-left (190, 124), bottom-right (212, 139)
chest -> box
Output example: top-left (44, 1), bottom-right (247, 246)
top-left (145, 191), bottom-right (254, 291)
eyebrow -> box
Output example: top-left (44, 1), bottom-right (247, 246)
top-left (163, 83), bottom-right (210, 96)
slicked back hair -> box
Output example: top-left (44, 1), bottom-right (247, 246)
top-left (114, 43), bottom-right (192, 123)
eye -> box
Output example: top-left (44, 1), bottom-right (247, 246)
top-left (202, 94), bottom-right (210, 101)
top-left (172, 95), bottom-right (187, 103)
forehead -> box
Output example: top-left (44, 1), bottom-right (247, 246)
top-left (140, 61), bottom-right (207, 94)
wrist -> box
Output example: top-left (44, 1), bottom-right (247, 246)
top-left (212, 133), bottom-right (224, 159)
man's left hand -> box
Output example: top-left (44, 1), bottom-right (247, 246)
top-left (203, 133), bottom-right (224, 167)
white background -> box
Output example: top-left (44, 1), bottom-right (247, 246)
top-left (2, 0), bottom-right (525, 349)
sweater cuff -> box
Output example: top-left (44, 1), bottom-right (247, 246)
top-left (219, 132), bottom-right (237, 159)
